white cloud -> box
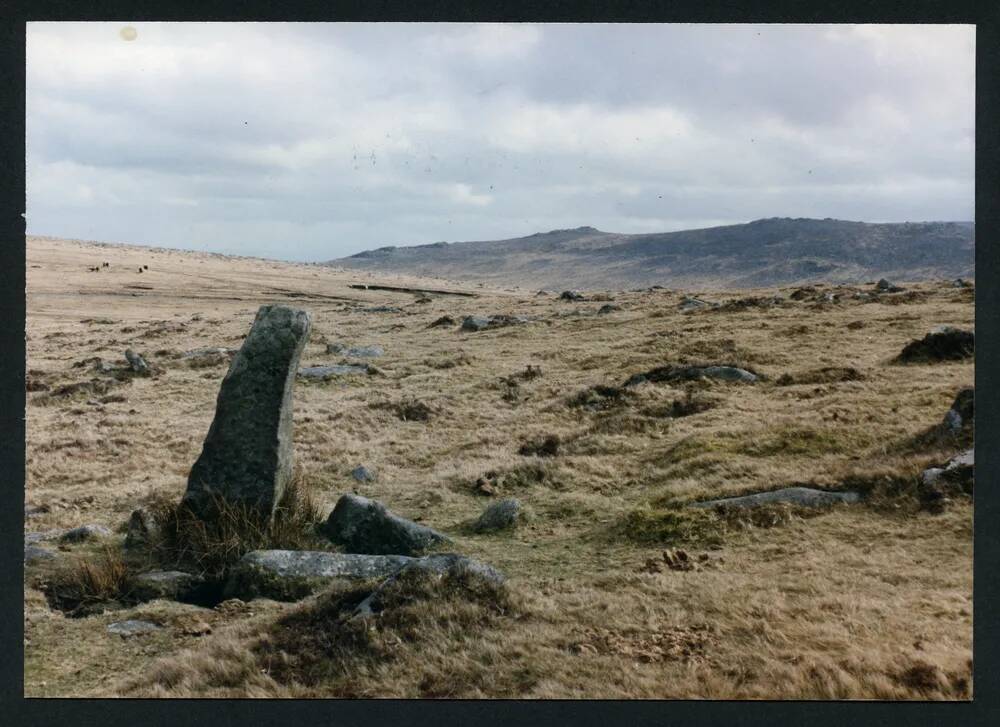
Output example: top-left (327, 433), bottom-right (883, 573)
top-left (25, 22), bottom-right (975, 261)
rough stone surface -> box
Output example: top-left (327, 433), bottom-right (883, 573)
top-left (59, 524), bottom-right (112, 543)
top-left (326, 343), bottom-right (384, 358)
top-left (351, 465), bottom-right (376, 483)
top-left (132, 571), bottom-right (204, 602)
top-left (560, 290), bottom-right (584, 301)
top-left (124, 507), bottom-right (161, 550)
top-left (107, 620), bottom-right (162, 637)
top-left (943, 388), bottom-right (974, 434)
top-left (473, 498), bottom-right (522, 532)
top-left (320, 493), bottom-right (450, 556)
top-left (183, 304), bottom-right (312, 520)
top-left (460, 315), bottom-right (490, 332)
top-left (298, 364), bottom-right (369, 379)
top-left (692, 487), bottom-right (861, 510)
top-left (625, 364), bottom-right (758, 387)
top-left (225, 549), bottom-right (414, 600)
top-left (24, 544), bottom-right (57, 564)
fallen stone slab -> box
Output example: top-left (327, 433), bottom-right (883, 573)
top-left (107, 620), bottom-right (163, 637)
top-left (625, 364), bottom-right (758, 387)
top-left (298, 364), bottom-right (371, 379)
top-left (691, 487), bottom-right (861, 510)
top-left (895, 327), bottom-right (974, 363)
top-left (183, 304), bottom-right (312, 520)
top-left (320, 493), bottom-right (450, 556)
top-left (132, 571), bottom-right (206, 602)
top-left (326, 343), bottom-right (384, 358)
top-left (225, 550), bottom-right (414, 601)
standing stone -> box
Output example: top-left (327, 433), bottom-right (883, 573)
top-left (183, 305), bottom-right (312, 520)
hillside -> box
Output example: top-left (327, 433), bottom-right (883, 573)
top-left (24, 236), bottom-right (972, 698)
top-left (329, 218), bottom-right (975, 290)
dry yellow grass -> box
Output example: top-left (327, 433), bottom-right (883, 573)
top-left (24, 235), bottom-right (973, 699)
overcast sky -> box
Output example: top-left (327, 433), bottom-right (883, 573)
top-left (26, 23), bottom-right (975, 262)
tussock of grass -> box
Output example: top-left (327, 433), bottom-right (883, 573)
top-left (615, 506), bottom-right (725, 547)
top-left (263, 567), bottom-right (522, 695)
top-left (143, 470), bottom-right (326, 576)
top-left (42, 546), bottom-right (138, 616)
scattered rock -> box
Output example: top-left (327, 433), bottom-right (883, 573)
top-left (326, 343), bottom-right (384, 358)
top-left (921, 449), bottom-right (974, 490)
top-left (351, 465), bottom-right (376, 483)
top-left (460, 314), bottom-right (528, 332)
top-left (625, 365), bottom-right (758, 387)
top-left (876, 278), bottom-right (904, 293)
top-left (59, 524), bottom-right (112, 543)
top-left (942, 388), bottom-right (974, 435)
top-left (298, 364), bottom-right (371, 379)
top-left (183, 304), bottom-right (313, 520)
top-left (952, 278), bottom-right (972, 288)
top-left (895, 327), bottom-right (974, 363)
top-left (107, 620), bottom-right (162, 637)
top-left (560, 290), bottom-right (585, 301)
top-left (320, 493), bottom-right (450, 556)
top-left (473, 498), bottom-right (522, 532)
top-left (597, 304), bottom-right (620, 315)
top-left (789, 286), bottom-right (816, 301)
top-left (679, 297), bottom-right (713, 311)
top-left (24, 544), bottom-right (57, 565)
top-left (132, 571), bottom-right (205, 602)
top-left (124, 349), bottom-right (149, 375)
top-left (361, 306), bottom-right (401, 314)
top-left (691, 487), bottom-right (860, 510)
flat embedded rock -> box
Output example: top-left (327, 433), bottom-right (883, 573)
top-left (183, 304), bottom-right (312, 519)
top-left (691, 487), bottom-right (860, 510)
top-left (107, 620), bottom-right (162, 637)
top-left (225, 550), bottom-right (414, 601)
top-left (132, 570), bottom-right (204, 602)
top-left (24, 544), bottom-right (57, 564)
top-left (326, 343), bottom-right (384, 358)
top-left (59, 524), bottom-right (112, 543)
top-left (320, 493), bottom-right (450, 556)
top-left (298, 364), bottom-right (370, 379)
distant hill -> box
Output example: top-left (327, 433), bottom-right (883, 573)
top-left (327, 218), bottom-right (975, 290)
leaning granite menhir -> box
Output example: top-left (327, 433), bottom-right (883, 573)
top-left (182, 305), bottom-right (312, 520)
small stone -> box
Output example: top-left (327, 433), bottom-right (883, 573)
top-left (124, 349), bottom-right (149, 374)
top-left (132, 571), bottom-right (204, 602)
top-left (473, 497), bottom-right (522, 532)
top-left (597, 304), bottom-right (620, 315)
top-left (560, 290), bottom-right (584, 301)
top-left (320, 493), bottom-right (450, 556)
top-left (351, 465), bottom-right (376, 483)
